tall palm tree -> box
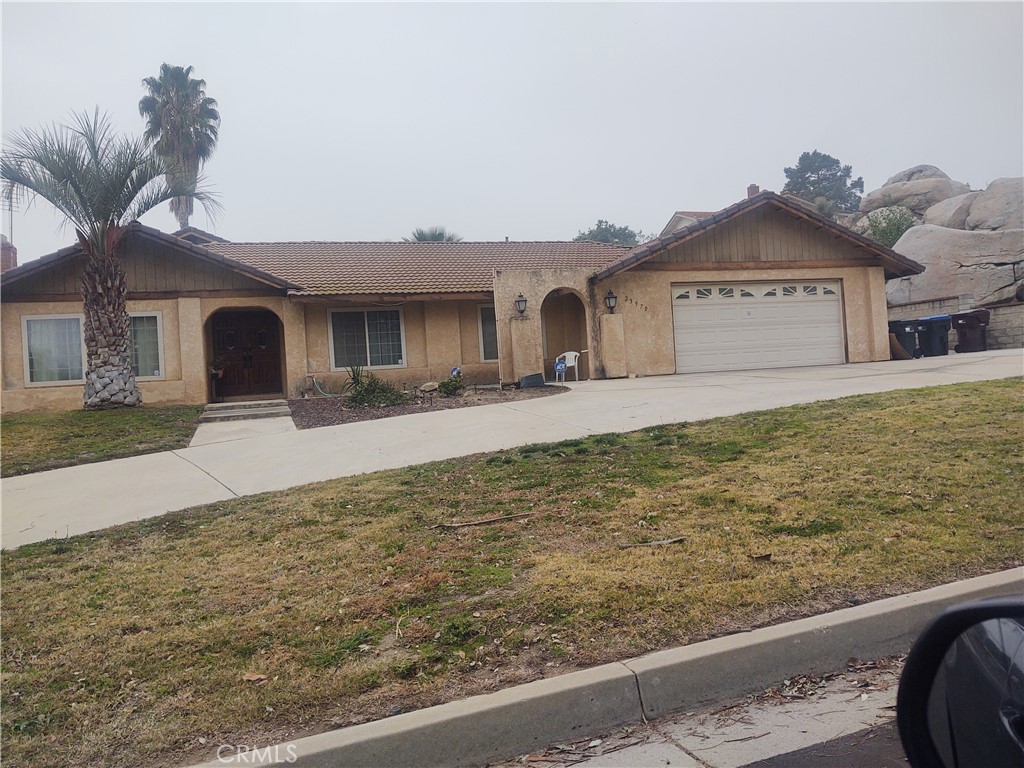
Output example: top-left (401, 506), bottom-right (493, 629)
top-left (403, 226), bottom-right (463, 242)
top-left (1, 110), bottom-right (217, 409)
top-left (138, 64), bottom-right (220, 229)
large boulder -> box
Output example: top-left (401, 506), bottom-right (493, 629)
top-left (885, 165), bottom-right (950, 185)
top-left (887, 225), bottom-right (1024, 306)
top-left (965, 177), bottom-right (1024, 231)
top-left (923, 192), bottom-right (982, 229)
top-left (862, 177), bottom-right (971, 215)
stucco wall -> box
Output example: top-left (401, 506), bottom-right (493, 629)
top-left (2, 295), bottom-right (300, 412)
top-left (492, 267), bottom-right (600, 384)
top-left (2, 298), bottom-right (198, 412)
top-left (299, 299), bottom-right (499, 393)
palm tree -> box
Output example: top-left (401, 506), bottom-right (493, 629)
top-left (1, 110), bottom-right (217, 409)
top-left (138, 64), bottom-right (220, 229)
top-left (403, 226), bottom-right (463, 242)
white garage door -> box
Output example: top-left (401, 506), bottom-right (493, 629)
top-left (672, 281), bottom-right (845, 374)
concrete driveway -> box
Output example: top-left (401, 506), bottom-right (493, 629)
top-left (2, 350), bottom-right (1020, 549)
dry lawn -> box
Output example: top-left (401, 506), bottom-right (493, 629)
top-left (2, 379), bottom-right (1022, 768)
top-left (1, 405), bottom-right (203, 477)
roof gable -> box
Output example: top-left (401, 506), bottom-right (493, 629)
top-left (0, 222), bottom-right (299, 296)
top-left (593, 192), bottom-right (925, 281)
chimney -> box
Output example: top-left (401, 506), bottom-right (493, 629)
top-left (0, 235), bottom-right (17, 273)
top-left (747, 184), bottom-right (760, 199)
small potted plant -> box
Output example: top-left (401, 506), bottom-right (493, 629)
top-left (209, 357), bottom-right (226, 378)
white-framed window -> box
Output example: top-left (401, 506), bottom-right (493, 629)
top-left (129, 312), bottom-right (164, 380)
top-left (328, 308), bottom-right (407, 370)
top-left (478, 304), bottom-right (498, 362)
top-left (22, 314), bottom-right (85, 386)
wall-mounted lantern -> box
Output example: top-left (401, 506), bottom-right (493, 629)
top-left (514, 294), bottom-right (528, 315)
top-left (604, 290), bottom-right (618, 313)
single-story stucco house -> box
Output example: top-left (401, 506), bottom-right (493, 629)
top-left (0, 190), bottom-right (924, 413)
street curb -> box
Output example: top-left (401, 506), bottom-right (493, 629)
top-left (195, 568), bottom-right (1022, 768)
top-left (625, 567), bottom-right (1023, 718)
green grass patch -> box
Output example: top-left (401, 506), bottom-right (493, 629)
top-left (1, 405), bottom-right (203, 476)
top-left (1, 379), bottom-right (1021, 768)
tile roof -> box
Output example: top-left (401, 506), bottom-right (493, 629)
top-left (204, 241), bottom-right (630, 296)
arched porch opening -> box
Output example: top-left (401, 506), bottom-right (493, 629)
top-left (540, 289), bottom-right (589, 381)
top-left (205, 307), bottom-right (285, 401)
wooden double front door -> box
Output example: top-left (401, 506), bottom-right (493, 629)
top-left (210, 310), bottom-right (283, 398)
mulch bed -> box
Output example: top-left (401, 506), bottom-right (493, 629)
top-left (289, 385), bottom-right (566, 429)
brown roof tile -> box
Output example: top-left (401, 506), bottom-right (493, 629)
top-left (205, 241), bottom-right (629, 296)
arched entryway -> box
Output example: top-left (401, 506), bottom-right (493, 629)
top-left (206, 308), bottom-right (285, 400)
top-left (540, 289), bottom-right (589, 381)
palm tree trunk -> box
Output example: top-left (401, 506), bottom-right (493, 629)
top-left (170, 195), bottom-right (193, 229)
top-left (79, 240), bottom-right (142, 409)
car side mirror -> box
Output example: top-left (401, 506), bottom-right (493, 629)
top-left (897, 597), bottom-right (1024, 768)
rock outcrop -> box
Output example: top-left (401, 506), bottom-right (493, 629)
top-left (851, 166), bottom-right (1024, 308)
top-left (885, 165), bottom-right (951, 185)
top-left (922, 192), bottom-right (981, 229)
top-left (965, 177), bottom-right (1024, 231)
top-left (861, 176), bottom-right (971, 216)
top-left (886, 225), bottom-right (1024, 306)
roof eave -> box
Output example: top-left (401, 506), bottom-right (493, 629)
top-left (0, 242), bottom-right (83, 286)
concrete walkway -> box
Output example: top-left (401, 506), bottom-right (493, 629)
top-left (2, 350), bottom-right (1020, 549)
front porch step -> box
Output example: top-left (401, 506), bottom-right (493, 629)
top-left (198, 401), bottom-right (292, 423)
top-left (204, 399), bottom-right (288, 412)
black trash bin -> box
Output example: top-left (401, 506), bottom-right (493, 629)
top-left (915, 315), bottom-right (952, 357)
top-left (951, 309), bottom-right (991, 353)
top-left (888, 319), bottom-right (921, 358)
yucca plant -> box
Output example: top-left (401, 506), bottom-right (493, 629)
top-left (1, 110), bottom-right (219, 408)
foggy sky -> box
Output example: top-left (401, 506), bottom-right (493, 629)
top-left (3, 2), bottom-right (1022, 264)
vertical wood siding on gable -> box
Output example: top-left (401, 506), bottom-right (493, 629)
top-left (3, 235), bottom-right (278, 298)
top-left (650, 207), bottom-right (874, 265)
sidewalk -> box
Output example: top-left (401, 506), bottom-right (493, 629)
top-left (2, 350), bottom-right (1020, 549)
top-left (488, 657), bottom-right (904, 768)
